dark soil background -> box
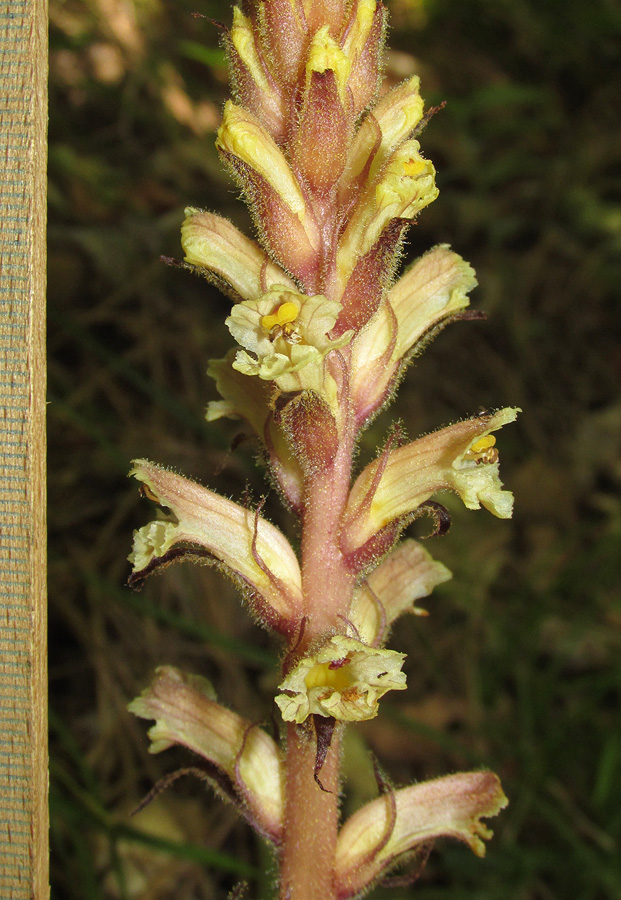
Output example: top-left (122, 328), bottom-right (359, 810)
top-left (48, 0), bottom-right (621, 897)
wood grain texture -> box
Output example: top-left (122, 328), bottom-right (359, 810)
top-left (0, 0), bottom-right (49, 896)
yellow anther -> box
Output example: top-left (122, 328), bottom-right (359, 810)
top-left (469, 435), bottom-right (496, 454)
top-left (403, 157), bottom-right (426, 177)
top-left (261, 300), bottom-right (299, 332)
top-left (464, 434), bottom-right (499, 466)
top-left (140, 483), bottom-right (160, 503)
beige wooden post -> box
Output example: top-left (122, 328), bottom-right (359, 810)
top-left (0, 0), bottom-right (49, 896)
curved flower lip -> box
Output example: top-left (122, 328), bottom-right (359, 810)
top-left (350, 539), bottom-right (452, 646)
top-left (389, 244), bottom-right (477, 363)
top-left (372, 142), bottom-right (438, 229)
top-left (205, 353), bottom-right (306, 510)
top-left (334, 771), bottom-right (508, 898)
top-left (128, 666), bottom-right (283, 843)
top-left (128, 460), bottom-right (303, 629)
top-left (342, 409), bottom-right (520, 554)
top-left (275, 635), bottom-right (406, 724)
top-left (205, 351), bottom-right (273, 436)
top-left (226, 286), bottom-right (353, 396)
top-left (181, 209), bottom-right (296, 302)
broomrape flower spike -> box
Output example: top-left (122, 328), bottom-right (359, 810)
top-left (127, 0), bottom-right (518, 898)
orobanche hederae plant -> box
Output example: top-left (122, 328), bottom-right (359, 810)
top-left (127, 0), bottom-right (519, 897)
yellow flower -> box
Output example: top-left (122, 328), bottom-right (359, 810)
top-left (335, 771), bottom-right (508, 897)
top-left (373, 142), bottom-right (438, 226)
top-left (388, 245), bottom-right (478, 362)
top-left (350, 539), bottom-right (452, 645)
top-left (181, 208), bottom-right (296, 301)
top-left (129, 666), bottom-right (283, 842)
top-left (341, 76), bottom-right (424, 193)
top-left (342, 409), bottom-right (519, 553)
top-left (205, 351), bottom-right (272, 432)
top-left (128, 460), bottom-right (303, 632)
top-left (275, 635), bottom-right (406, 723)
top-left (336, 141), bottom-right (437, 292)
top-left (350, 246), bottom-right (477, 419)
top-left (216, 102), bottom-right (321, 278)
top-left (226, 285), bottom-right (353, 398)
top-left (217, 101), bottom-right (308, 221)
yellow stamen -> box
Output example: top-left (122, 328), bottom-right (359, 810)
top-left (469, 435), bottom-right (496, 453)
top-left (261, 300), bottom-right (299, 332)
top-left (464, 434), bottom-right (499, 465)
top-left (403, 157), bottom-right (426, 177)
top-left (140, 483), bottom-right (160, 503)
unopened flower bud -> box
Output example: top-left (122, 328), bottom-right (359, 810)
top-left (217, 101), bottom-right (306, 217)
top-left (294, 69), bottom-right (350, 191)
top-left (217, 101), bottom-right (321, 282)
top-left (342, 0), bottom-right (385, 113)
top-left (292, 29), bottom-right (352, 191)
top-left (229, 6), bottom-right (284, 138)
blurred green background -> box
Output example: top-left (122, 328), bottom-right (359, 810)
top-left (48, 0), bottom-right (621, 897)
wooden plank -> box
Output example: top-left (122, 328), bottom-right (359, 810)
top-left (0, 0), bottom-right (49, 896)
